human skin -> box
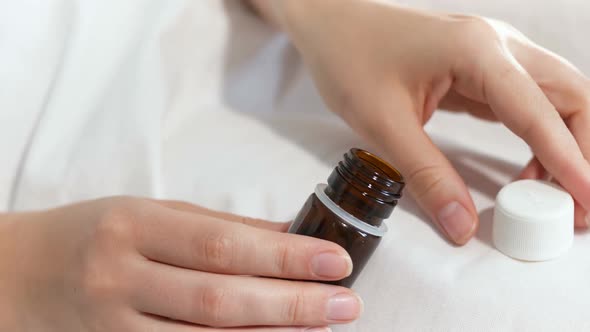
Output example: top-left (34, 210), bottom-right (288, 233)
top-left (248, 0), bottom-right (590, 245)
top-left (0, 198), bottom-right (354, 331)
top-left (2, 0), bottom-right (590, 331)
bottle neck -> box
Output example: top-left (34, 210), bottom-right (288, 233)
top-left (324, 149), bottom-right (405, 227)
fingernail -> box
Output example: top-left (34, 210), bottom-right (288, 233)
top-left (326, 293), bottom-right (363, 322)
top-left (304, 328), bottom-right (331, 332)
top-left (311, 252), bottom-right (352, 279)
top-left (437, 201), bottom-right (475, 244)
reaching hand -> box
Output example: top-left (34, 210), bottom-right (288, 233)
top-left (250, 0), bottom-right (590, 245)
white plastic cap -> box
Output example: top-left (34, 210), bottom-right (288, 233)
top-left (493, 179), bottom-right (574, 261)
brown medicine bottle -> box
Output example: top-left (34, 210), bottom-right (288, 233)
top-left (289, 148), bottom-right (405, 287)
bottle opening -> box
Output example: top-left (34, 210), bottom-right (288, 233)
top-left (325, 148), bottom-right (405, 226)
top-left (339, 148), bottom-right (405, 201)
top-left (351, 148), bottom-right (404, 186)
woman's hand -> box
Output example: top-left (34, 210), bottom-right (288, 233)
top-left (249, 0), bottom-right (590, 245)
top-left (1, 197), bottom-right (361, 331)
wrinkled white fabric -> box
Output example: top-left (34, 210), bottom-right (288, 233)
top-left (1, 1), bottom-right (590, 331)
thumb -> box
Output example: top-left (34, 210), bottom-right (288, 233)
top-left (371, 103), bottom-right (478, 245)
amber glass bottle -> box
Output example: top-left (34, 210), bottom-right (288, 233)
top-left (289, 148), bottom-right (405, 287)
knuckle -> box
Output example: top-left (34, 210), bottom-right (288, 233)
top-left (451, 15), bottom-right (501, 53)
top-left (282, 289), bottom-right (307, 324)
top-left (79, 256), bottom-right (119, 301)
top-left (203, 231), bottom-right (237, 271)
top-left (458, 16), bottom-right (497, 38)
top-left (198, 287), bottom-right (228, 327)
top-left (95, 205), bottom-right (137, 244)
top-left (406, 164), bottom-right (449, 201)
top-left (512, 113), bottom-right (545, 142)
top-left (79, 202), bottom-right (140, 303)
top-left (273, 242), bottom-right (292, 277)
top-left (492, 58), bottom-right (523, 82)
top-left (238, 216), bottom-right (252, 225)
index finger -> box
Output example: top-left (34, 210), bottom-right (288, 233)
top-left (153, 199), bottom-right (289, 232)
top-left (482, 58), bottom-right (590, 211)
top-left (135, 202), bottom-right (353, 281)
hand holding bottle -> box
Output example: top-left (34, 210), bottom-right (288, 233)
top-left (0, 198), bottom-right (361, 331)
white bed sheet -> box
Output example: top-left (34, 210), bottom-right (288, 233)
top-left (1, 1), bottom-right (590, 331)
